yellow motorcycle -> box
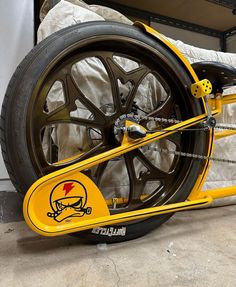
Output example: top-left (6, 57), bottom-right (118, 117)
top-left (1, 21), bottom-right (236, 242)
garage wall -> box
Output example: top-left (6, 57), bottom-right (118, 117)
top-left (0, 0), bottom-right (34, 191)
top-left (151, 21), bottom-right (221, 50)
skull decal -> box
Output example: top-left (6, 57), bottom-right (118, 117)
top-left (47, 180), bottom-right (92, 222)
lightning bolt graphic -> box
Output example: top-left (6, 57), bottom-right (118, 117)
top-left (63, 182), bottom-right (75, 196)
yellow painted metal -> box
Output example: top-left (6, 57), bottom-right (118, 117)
top-left (208, 97), bottom-right (222, 115)
top-left (191, 79), bottom-right (212, 98)
top-left (198, 186), bottom-right (236, 200)
top-left (215, 130), bottom-right (236, 140)
top-left (25, 192), bottom-right (212, 236)
top-left (187, 100), bottom-right (223, 200)
top-left (208, 93), bottom-right (236, 112)
top-left (189, 94), bottom-right (236, 200)
top-left (215, 97), bottom-right (223, 113)
top-left (24, 171), bottom-right (110, 236)
top-left (187, 129), bottom-right (214, 200)
top-left (222, 94), bottom-right (236, 105)
top-left (106, 194), bottom-right (149, 206)
top-left (54, 151), bottom-right (85, 166)
top-left (134, 22), bottom-right (199, 82)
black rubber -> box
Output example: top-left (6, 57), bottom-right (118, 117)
top-left (0, 22), bottom-right (208, 243)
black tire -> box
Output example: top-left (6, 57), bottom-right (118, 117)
top-left (0, 22), bottom-right (208, 243)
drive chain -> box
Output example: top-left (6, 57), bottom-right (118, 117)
top-left (115, 114), bottom-right (236, 164)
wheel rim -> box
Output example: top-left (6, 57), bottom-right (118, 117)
top-left (26, 35), bottom-right (199, 214)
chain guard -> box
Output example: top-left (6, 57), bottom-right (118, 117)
top-left (23, 168), bottom-right (212, 236)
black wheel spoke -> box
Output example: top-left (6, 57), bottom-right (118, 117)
top-left (94, 161), bottom-right (109, 186)
top-left (42, 117), bottom-right (102, 132)
top-left (141, 95), bottom-right (175, 124)
top-left (30, 132), bottom-right (54, 174)
top-left (106, 57), bottom-right (148, 86)
top-left (100, 52), bottom-right (123, 113)
top-left (51, 143), bottom-right (107, 170)
top-left (74, 142), bottom-right (107, 162)
top-left (124, 153), bottom-right (145, 203)
top-left (100, 52), bottom-right (149, 114)
top-left (153, 95), bottom-right (175, 118)
top-left (63, 73), bottom-right (106, 122)
top-left (124, 66), bottom-right (150, 111)
top-left (165, 133), bottom-right (182, 149)
top-left (135, 149), bottom-right (168, 180)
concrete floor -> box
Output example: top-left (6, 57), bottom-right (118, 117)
top-left (0, 206), bottom-right (235, 287)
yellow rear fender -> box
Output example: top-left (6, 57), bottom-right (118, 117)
top-left (134, 22), bottom-right (199, 83)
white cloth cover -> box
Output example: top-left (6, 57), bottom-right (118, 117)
top-left (38, 0), bottom-right (236, 205)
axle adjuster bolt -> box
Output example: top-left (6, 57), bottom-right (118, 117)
top-left (127, 125), bottom-right (147, 139)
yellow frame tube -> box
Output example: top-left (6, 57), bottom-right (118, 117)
top-left (57, 113), bottom-right (209, 174)
top-left (214, 130), bottom-right (236, 140)
top-left (27, 197), bottom-right (213, 236)
top-left (199, 186), bottom-right (236, 200)
top-left (189, 94), bottom-right (236, 201)
top-left (222, 94), bottom-right (236, 105)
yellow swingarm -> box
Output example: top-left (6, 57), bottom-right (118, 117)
top-left (24, 112), bottom-right (212, 236)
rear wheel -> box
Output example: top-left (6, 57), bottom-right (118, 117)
top-left (1, 22), bottom-right (208, 242)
